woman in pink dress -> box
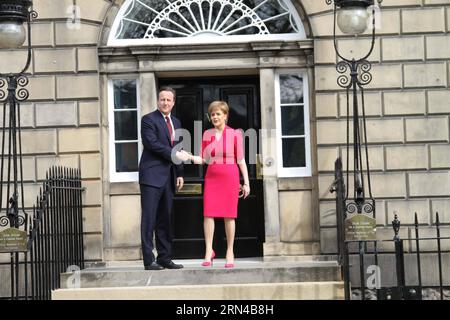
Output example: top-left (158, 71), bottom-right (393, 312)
top-left (187, 101), bottom-right (250, 268)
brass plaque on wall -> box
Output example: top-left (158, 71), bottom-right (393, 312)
top-left (176, 183), bottom-right (202, 195)
top-left (0, 228), bottom-right (28, 253)
top-left (345, 214), bottom-right (376, 241)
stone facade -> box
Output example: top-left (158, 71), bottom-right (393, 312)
top-left (0, 0), bottom-right (108, 261)
top-left (0, 0), bottom-right (449, 263)
top-left (312, 0), bottom-right (450, 253)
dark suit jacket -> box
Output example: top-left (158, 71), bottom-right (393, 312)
top-left (139, 110), bottom-right (183, 188)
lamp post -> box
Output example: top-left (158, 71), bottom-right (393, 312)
top-left (327, 0), bottom-right (381, 300)
top-left (0, 0), bottom-right (37, 231)
top-left (327, 0), bottom-right (382, 219)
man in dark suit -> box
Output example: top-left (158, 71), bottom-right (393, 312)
top-left (139, 87), bottom-right (188, 270)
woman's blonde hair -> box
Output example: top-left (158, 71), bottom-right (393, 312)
top-left (208, 101), bottom-right (229, 116)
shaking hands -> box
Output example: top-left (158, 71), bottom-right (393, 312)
top-left (175, 150), bottom-right (191, 162)
top-left (175, 150), bottom-right (204, 165)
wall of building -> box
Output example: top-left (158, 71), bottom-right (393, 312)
top-left (1, 0), bottom-right (449, 265)
top-left (0, 0), bottom-right (112, 262)
top-left (303, 0), bottom-right (450, 252)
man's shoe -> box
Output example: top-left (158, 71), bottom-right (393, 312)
top-left (144, 262), bottom-right (164, 270)
top-left (157, 260), bottom-right (183, 269)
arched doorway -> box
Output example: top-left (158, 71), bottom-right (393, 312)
top-left (99, 0), bottom-right (316, 260)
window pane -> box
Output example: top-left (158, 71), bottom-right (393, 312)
top-left (280, 75), bottom-right (304, 104)
top-left (116, 0), bottom-right (302, 39)
top-left (282, 138), bottom-right (305, 168)
top-left (113, 80), bottom-right (137, 109)
top-left (281, 105), bottom-right (304, 136)
top-left (114, 111), bottom-right (138, 140)
top-left (223, 92), bottom-right (248, 130)
top-left (115, 143), bottom-right (138, 172)
top-left (116, 0), bottom-right (161, 39)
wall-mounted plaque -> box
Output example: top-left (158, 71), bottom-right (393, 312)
top-left (345, 214), bottom-right (376, 241)
top-left (176, 183), bottom-right (202, 195)
top-left (0, 228), bottom-right (28, 253)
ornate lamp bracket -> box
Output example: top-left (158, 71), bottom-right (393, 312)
top-left (326, 0), bottom-right (382, 221)
top-left (0, 1), bottom-right (37, 230)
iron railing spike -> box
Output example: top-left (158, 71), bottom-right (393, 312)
top-left (4, 166), bottom-right (85, 300)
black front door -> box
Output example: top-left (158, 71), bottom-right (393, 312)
top-left (159, 76), bottom-right (264, 259)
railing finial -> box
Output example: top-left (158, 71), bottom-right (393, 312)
top-left (392, 213), bottom-right (400, 241)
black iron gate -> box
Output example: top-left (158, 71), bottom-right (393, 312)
top-left (332, 158), bottom-right (450, 300)
top-left (0, 166), bottom-right (85, 300)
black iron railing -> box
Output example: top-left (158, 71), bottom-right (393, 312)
top-left (333, 158), bottom-right (450, 300)
top-left (331, 158), bottom-right (345, 263)
top-left (342, 212), bottom-right (450, 300)
top-left (330, 157), bottom-right (350, 299)
top-left (0, 166), bottom-right (84, 300)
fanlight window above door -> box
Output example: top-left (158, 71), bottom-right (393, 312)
top-left (108, 0), bottom-right (306, 45)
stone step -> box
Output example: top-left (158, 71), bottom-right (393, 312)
top-left (53, 281), bottom-right (345, 300)
top-left (59, 259), bottom-right (342, 289)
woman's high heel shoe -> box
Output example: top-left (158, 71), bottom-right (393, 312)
top-left (225, 256), bottom-right (234, 268)
top-left (225, 253), bottom-right (234, 268)
top-left (201, 250), bottom-right (215, 267)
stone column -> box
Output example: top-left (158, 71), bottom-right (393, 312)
top-left (259, 68), bottom-right (281, 246)
top-left (139, 71), bottom-right (157, 115)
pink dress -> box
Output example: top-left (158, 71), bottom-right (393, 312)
top-left (202, 126), bottom-right (244, 218)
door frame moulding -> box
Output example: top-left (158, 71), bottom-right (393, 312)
top-left (98, 41), bottom-right (316, 258)
top-left (98, 40), bottom-right (314, 76)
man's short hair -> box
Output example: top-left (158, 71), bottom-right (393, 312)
top-left (158, 86), bottom-right (176, 101)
